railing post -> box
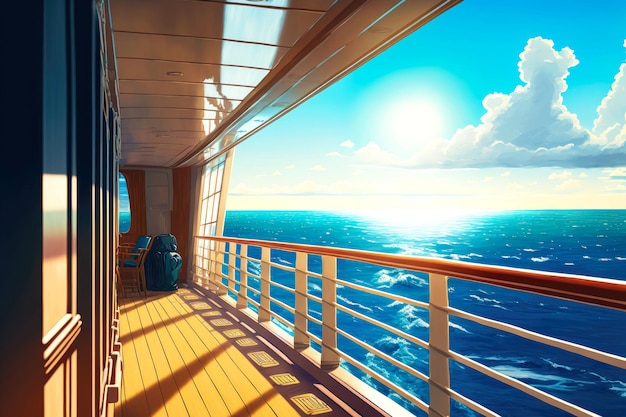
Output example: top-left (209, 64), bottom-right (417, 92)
top-left (294, 251), bottom-right (309, 350)
top-left (227, 242), bottom-right (236, 296)
top-left (258, 246), bottom-right (271, 322)
top-left (208, 239), bottom-right (218, 292)
top-left (321, 255), bottom-right (339, 370)
top-left (236, 244), bottom-right (248, 309)
top-left (429, 273), bottom-right (451, 417)
top-left (216, 241), bottom-right (227, 296)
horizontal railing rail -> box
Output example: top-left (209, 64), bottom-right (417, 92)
top-left (193, 235), bottom-right (626, 417)
top-left (199, 236), bottom-right (626, 310)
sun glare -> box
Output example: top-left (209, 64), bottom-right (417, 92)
top-left (385, 99), bottom-right (444, 145)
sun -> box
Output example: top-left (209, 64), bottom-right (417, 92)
top-left (384, 98), bottom-right (444, 145)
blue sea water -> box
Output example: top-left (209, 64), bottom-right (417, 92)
top-left (223, 209), bottom-right (626, 416)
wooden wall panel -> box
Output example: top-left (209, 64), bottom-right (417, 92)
top-left (172, 167), bottom-right (192, 281)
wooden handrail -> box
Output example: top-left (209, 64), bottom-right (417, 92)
top-left (196, 235), bottom-right (626, 311)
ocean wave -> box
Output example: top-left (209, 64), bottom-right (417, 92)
top-left (610, 381), bottom-right (626, 398)
top-left (501, 255), bottom-right (521, 260)
top-left (469, 355), bottom-right (528, 364)
top-left (599, 258), bottom-right (612, 262)
top-left (383, 242), bottom-right (427, 257)
top-left (450, 322), bottom-right (470, 333)
top-left (523, 248), bottom-right (539, 252)
top-left (337, 294), bottom-right (373, 312)
top-left (617, 257), bottom-right (626, 261)
top-left (531, 256), bottom-right (550, 262)
top-left (375, 269), bottom-right (428, 289)
top-left (542, 357), bottom-right (574, 371)
top-left (247, 261), bottom-right (261, 276)
top-left (492, 365), bottom-right (582, 390)
top-left (308, 283), bottom-right (321, 293)
top-left (468, 294), bottom-right (511, 310)
top-left (274, 256), bottom-right (293, 266)
top-left (469, 294), bottom-right (502, 304)
top-left (450, 253), bottom-right (484, 261)
top-left (369, 336), bottom-right (422, 363)
top-left (398, 305), bottom-right (429, 330)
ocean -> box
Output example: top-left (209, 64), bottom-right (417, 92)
top-left (223, 209), bottom-right (626, 416)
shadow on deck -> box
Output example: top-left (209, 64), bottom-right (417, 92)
top-left (115, 283), bottom-right (387, 417)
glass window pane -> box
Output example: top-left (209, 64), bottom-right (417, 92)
top-left (211, 191), bottom-right (220, 223)
top-left (118, 173), bottom-right (131, 233)
top-left (209, 167), bottom-right (218, 195)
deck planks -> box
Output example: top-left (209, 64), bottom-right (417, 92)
top-left (114, 290), bottom-right (301, 417)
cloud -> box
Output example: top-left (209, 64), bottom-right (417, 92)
top-left (603, 167), bottom-right (626, 180)
top-left (272, 170), bottom-right (281, 176)
top-left (286, 164), bottom-right (295, 169)
top-left (592, 56), bottom-right (626, 149)
top-left (501, 171), bottom-right (510, 177)
top-left (310, 164), bottom-right (326, 172)
top-left (354, 141), bottom-right (398, 164)
top-left (548, 170), bottom-right (572, 180)
top-left (361, 36), bottom-right (626, 169)
top-left (327, 151), bottom-right (342, 157)
top-left (341, 140), bottom-right (355, 148)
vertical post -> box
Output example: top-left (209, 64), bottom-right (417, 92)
top-left (294, 252), bottom-right (309, 350)
top-left (236, 244), bottom-right (248, 309)
top-left (216, 241), bottom-right (227, 296)
top-left (208, 239), bottom-right (218, 292)
top-left (429, 273), bottom-right (451, 417)
top-left (258, 247), bottom-right (271, 322)
top-left (228, 242), bottom-right (236, 295)
top-left (321, 255), bottom-right (339, 370)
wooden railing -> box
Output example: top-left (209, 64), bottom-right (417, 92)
top-left (193, 235), bottom-right (626, 417)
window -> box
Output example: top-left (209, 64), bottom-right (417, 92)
top-left (119, 173), bottom-right (131, 233)
top-left (198, 162), bottom-right (225, 237)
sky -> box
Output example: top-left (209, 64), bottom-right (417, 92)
top-left (226, 0), bottom-right (626, 211)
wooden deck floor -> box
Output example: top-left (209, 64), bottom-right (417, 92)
top-left (114, 285), bottom-right (360, 417)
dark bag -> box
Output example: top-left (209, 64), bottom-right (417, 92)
top-left (145, 233), bottom-right (182, 291)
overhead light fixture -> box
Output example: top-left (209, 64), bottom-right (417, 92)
top-left (166, 71), bottom-right (183, 76)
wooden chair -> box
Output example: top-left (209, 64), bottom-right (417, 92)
top-left (117, 235), bottom-right (152, 297)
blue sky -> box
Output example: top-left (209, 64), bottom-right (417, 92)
top-left (227, 0), bottom-right (626, 211)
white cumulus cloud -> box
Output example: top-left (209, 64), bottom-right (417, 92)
top-left (369, 36), bottom-right (626, 169)
top-left (341, 139), bottom-right (355, 148)
top-left (354, 141), bottom-right (399, 164)
top-left (548, 170), bottom-right (572, 180)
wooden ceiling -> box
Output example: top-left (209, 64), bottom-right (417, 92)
top-left (109, 0), bottom-right (461, 168)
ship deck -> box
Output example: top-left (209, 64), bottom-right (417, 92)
top-left (114, 284), bottom-right (374, 417)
